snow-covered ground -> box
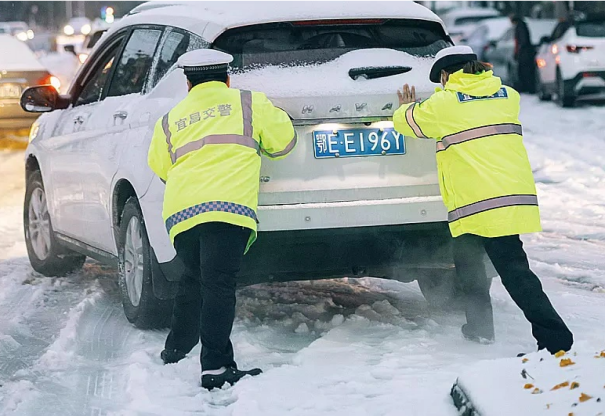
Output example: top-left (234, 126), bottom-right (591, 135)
top-left (0, 97), bottom-right (604, 416)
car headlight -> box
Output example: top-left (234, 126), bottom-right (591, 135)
top-left (64, 25), bottom-right (74, 36)
top-left (27, 29), bottom-right (34, 39)
top-left (81, 24), bottom-right (91, 35)
top-left (29, 121), bottom-right (41, 143)
top-left (78, 53), bottom-right (88, 64)
top-left (16, 31), bottom-right (28, 41)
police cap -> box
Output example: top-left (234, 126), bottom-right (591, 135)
top-left (178, 49), bottom-right (234, 76)
top-left (429, 45), bottom-right (477, 83)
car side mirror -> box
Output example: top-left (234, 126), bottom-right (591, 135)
top-left (20, 85), bottom-right (68, 113)
top-left (64, 44), bottom-right (77, 55)
top-left (540, 36), bottom-right (551, 45)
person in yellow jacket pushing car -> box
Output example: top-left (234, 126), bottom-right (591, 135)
top-left (393, 45), bottom-right (573, 354)
top-left (148, 49), bottom-right (296, 390)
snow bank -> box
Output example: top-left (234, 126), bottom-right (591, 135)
top-left (231, 49), bottom-right (436, 97)
top-left (453, 348), bottom-right (605, 415)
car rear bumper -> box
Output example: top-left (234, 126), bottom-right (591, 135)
top-left (566, 71), bottom-right (605, 99)
top-left (257, 195), bottom-right (447, 231)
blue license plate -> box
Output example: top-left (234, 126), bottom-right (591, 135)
top-left (313, 128), bottom-right (405, 159)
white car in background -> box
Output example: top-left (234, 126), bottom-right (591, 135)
top-left (459, 16), bottom-right (511, 60)
top-left (0, 21), bottom-right (34, 41)
top-left (441, 7), bottom-right (501, 44)
top-left (484, 19), bottom-right (557, 87)
top-left (535, 15), bottom-right (605, 107)
top-left (20, 2), bottom-right (495, 328)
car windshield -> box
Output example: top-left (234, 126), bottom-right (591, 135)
top-left (213, 19), bottom-right (450, 70)
top-left (454, 15), bottom-right (497, 26)
top-left (576, 20), bottom-right (605, 37)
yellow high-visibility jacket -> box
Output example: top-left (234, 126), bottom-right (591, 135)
top-left (393, 70), bottom-right (541, 238)
top-left (148, 81), bottom-right (296, 251)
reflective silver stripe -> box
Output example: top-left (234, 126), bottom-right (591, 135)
top-left (441, 123), bottom-right (522, 151)
top-left (405, 103), bottom-right (427, 138)
top-left (436, 141), bottom-right (445, 152)
top-left (263, 131), bottom-right (298, 158)
top-left (174, 134), bottom-right (260, 160)
top-left (240, 90), bottom-right (253, 137)
top-left (162, 113), bottom-right (176, 163)
top-left (448, 194), bottom-right (538, 223)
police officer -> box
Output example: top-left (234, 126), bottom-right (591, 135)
top-left (393, 46), bottom-right (573, 354)
top-left (148, 49), bottom-right (296, 389)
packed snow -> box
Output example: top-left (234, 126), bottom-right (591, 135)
top-left (1, 96), bottom-right (605, 416)
top-left (456, 348), bottom-right (605, 415)
top-left (231, 49), bottom-right (437, 97)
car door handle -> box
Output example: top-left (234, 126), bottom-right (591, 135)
top-left (113, 111), bottom-right (128, 120)
top-left (74, 115), bottom-right (84, 124)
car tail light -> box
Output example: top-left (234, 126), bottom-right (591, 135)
top-left (582, 72), bottom-right (598, 78)
top-left (566, 45), bottom-right (594, 53)
top-left (292, 19), bottom-right (385, 26)
top-left (551, 44), bottom-right (559, 54)
top-left (37, 75), bottom-right (61, 91)
top-left (78, 53), bottom-right (88, 64)
top-left (536, 58), bottom-right (547, 68)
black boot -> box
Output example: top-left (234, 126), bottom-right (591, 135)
top-left (201, 366), bottom-right (263, 390)
top-left (461, 324), bottom-right (495, 344)
top-left (161, 349), bottom-right (187, 364)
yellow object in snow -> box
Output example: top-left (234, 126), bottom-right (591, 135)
top-left (148, 82), bottom-right (296, 251)
top-left (393, 70), bottom-right (541, 238)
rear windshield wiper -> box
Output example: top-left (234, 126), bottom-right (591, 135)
top-left (348, 66), bottom-right (412, 80)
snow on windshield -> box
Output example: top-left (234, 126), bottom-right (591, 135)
top-left (0, 35), bottom-right (45, 71)
top-left (231, 48), bottom-right (436, 97)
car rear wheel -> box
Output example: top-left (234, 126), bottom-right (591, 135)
top-left (24, 171), bottom-right (86, 276)
top-left (118, 197), bottom-right (172, 329)
top-left (556, 70), bottom-right (575, 107)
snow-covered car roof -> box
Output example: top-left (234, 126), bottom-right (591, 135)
top-left (0, 34), bottom-right (45, 71)
top-left (114, 1), bottom-right (446, 41)
top-left (442, 7), bottom-right (500, 21)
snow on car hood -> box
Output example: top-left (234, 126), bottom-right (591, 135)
top-left (230, 49), bottom-right (437, 120)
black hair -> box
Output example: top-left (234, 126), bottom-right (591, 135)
top-left (442, 60), bottom-right (493, 76)
top-left (186, 72), bottom-right (228, 87)
top-left (509, 14), bottom-right (522, 24)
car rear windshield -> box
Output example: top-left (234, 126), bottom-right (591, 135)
top-left (213, 19), bottom-right (450, 69)
top-left (576, 20), bottom-right (605, 37)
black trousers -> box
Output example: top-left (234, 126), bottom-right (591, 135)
top-left (164, 222), bottom-right (250, 372)
top-left (454, 234), bottom-right (573, 353)
top-left (516, 50), bottom-right (537, 94)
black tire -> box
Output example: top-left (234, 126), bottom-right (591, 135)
top-left (24, 171), bottom-right (86, 276)
top-left (417, 269), bottom-right (461, 309)
top-left (118, 197), bottom-right (172, 329)
top-left (418, 269), bottom-right (493, 309)
top-left (536, 69), bottom-right (551, 101)
top-left (556, 70), bottom-right (575, 107)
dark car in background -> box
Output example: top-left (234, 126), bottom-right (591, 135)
top-left (0, 34), bottom-right (60, 130)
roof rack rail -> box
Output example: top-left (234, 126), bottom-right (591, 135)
top-left (126, 1), bottom-right (182, 16)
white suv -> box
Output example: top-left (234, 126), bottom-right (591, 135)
top-left (536, 15), bottom-right (605, 107)
top-left (20, 2), bottom-right (480, 328)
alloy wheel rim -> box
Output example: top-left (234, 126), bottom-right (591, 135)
top-left (124, 217), bottom-right (144, 307)
top-left (28, 187), bottom-right (51, 260)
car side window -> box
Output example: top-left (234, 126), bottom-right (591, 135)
top-left (551, 22), bottom-right (570, 41)
top-left (107, 28), bottom-right (162, 97)
top-left (150, 28), bottom-right (207, 88)
top-left (74, 41), bottom-right (122, 107)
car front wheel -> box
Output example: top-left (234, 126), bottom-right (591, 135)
top-left (24, 171), bottom-right (86, 276)
top-left (118, 197), bottom-right (171, 329)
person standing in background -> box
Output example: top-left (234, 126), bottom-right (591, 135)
top-left (510, 14), bottom-right (536, 93)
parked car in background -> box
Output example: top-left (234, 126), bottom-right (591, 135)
top-left (19, 2), bottom-right (497, 329)
top-left (459, 16), bottom-right (511, 60)
top-left (441, 7), bottom-right (501, 44)
top-left (0, 35), bottom-right (60, 130)
top-left (484, 19), bottom-right (557, 87)
top-left (535, 15), bottom-right (605, 107)
top-left (0, 21), bottom-right (34, 41)
top-left (56, 17), bottom-right (92, 51)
